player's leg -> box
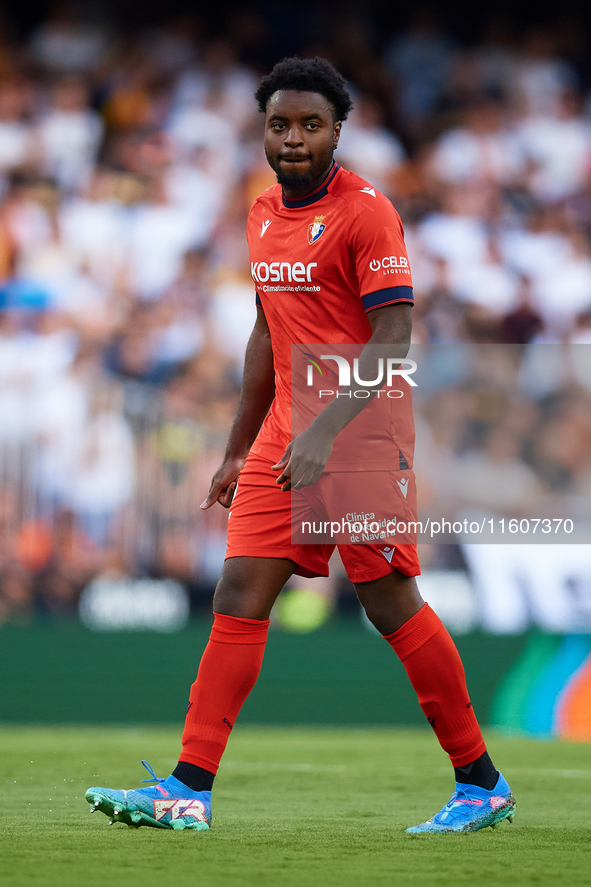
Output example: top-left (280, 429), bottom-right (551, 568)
top-left (86, 556), bottom-right (294, 830)
top-left (172, 452), bottom-right (333, 793)
top-left (356, 568), bottom-right (490, 768)
top-left (169, 460), bottom-right (334, 814)
top-left (86, 452), bottom-right (331, 829)
top-left (174, 555), bottom-right (294, 785)
top-left (347, 553), bottom-right (515, 832)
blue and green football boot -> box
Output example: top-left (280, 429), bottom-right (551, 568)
top-left (406, 772), bottom-right (515, 834)
top-left (85, 761), bottom-right (211, 830)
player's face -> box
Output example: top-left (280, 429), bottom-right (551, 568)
top-left (264, 90), bottom-right (341, 197)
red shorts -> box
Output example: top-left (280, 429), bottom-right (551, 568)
top-left (226, 452), bottom-right (420, 584)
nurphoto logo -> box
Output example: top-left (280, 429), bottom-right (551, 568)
top-left (304, 353), bottom-right (417, 394)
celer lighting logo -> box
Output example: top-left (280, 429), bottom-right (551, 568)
top-left (369, 256), bottom-right (411, 275)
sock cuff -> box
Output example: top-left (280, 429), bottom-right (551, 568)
top-left (382, 603), bottom-right (442, 661)
top-left (178, 752), bottom-right (221, 775)
top-left (210, 611), bottom-right (270, 645)
top-left (448, 737), bottom-right (488, 768)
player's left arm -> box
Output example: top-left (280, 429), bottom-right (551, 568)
top-left (274, 302), bottom-right (412, 491)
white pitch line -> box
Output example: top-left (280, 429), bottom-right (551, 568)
top-left (222, 761), bottom-right (347, 773)
top-left (437, 767), bottom-right (591, 779)
top-left (223, 762), bottom-right (591, 778)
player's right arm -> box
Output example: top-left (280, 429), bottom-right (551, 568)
top-left (201, 306), bottom-right (275, 509)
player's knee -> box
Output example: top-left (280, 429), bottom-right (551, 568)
top-left (354, 572), bottom-right (424, 635)
top-left (212, 561), bottom-right (271, 619)
top-left (213, 565), bottom-right (249, 613)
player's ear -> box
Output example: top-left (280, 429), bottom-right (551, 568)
top-left (333, 120), bottom-right (342, 150)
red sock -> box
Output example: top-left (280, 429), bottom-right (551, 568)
top-left (179, 612), bottom-right (269, 774)
top-left (383, 603), bottom-right (486, 767)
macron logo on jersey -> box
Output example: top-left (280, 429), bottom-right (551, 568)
top-left (360, 187), bottom-right (376, 197)
top-left (397, 477), bottom-right (409, 499)
top-left (260, 220), bottom-right (272, 238)
top-left (378, 546), bottom-right (395, 564)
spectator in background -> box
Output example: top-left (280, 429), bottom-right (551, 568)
top-left (518, 91), bottom-right (591, 205)
top-left (32, 508), bottom-right (101, 617)
top-left (415, 185), bottom-right (518, 329)
top-left (35, 76), bottom-right (104, 193)
top-left (569, 308), bottom-right (591, 343)
top-left (172, 38), bottom-right (258, 133)
top-left (138, 15), bottom-right (200, 76)
top-left (531, 231), bottom-right (591, 337)
top-left (0, 563), bottom-right (34, 624)
top-left (29, 4), bottom-right (111, 73)
top-left (500, 279), bottom-right (543, 343)
top-left (472, 17), bottom-right (518, 97)
top-left (207, 275), bottom-right (257, 364)
top-left (65, 384), bottom-right (135, 546)
top-left (58, 168), bottom-right (129, 291)
top-left (452, 424), bottom-right (543, 514)
top-left (385, 8), bottom-right (455, 135)
top-left (127, 173), bottom-right (211, 300)
top-left (101, 58), bottom-right (162, 132)
top-left (0, 80), bottom-right (33, 188)
top-left (429, 97), bottom-right (526, 188)
top-left (164, 247), bottom-right (213, 318)
top-left (513, 28), bottom-right (577, 116)
top-left (336, 95), bottom-right (405, 193)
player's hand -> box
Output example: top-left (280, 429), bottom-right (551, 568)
top-left (272, 427), bottom-right (334, 492)
top-left (201, 457), bottom-right (245, 509)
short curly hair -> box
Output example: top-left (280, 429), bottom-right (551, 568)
top-left (255, 56), bottom-right (353, 121)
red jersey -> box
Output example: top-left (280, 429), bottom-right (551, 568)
top-left (247, 163), bottom-right (415, 469)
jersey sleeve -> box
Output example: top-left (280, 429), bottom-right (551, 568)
top-left (350, 196), bottom-right (414, 312)
top-left (246, 203), bottom-right (263, 309)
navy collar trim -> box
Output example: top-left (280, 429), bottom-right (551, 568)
top-left (281, 163), bottom-right (340, 208)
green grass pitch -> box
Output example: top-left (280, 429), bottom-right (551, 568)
top-left (0, 726), bottom-right (590, 887)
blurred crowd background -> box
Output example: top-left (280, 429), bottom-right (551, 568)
top-left (1, 1), bottom-right (591, 629)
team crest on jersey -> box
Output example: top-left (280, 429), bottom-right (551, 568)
top-left (308, 215), bottom-right (326, 244)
